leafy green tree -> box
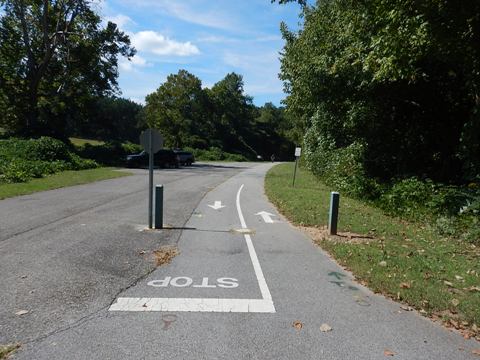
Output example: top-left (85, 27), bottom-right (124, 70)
top-left (278, 0), bottom-right (480, 182)
top-left (145, 70), bottom-right (213, 148)
top-left (209, 73), bottom-right (258, 156)
top-left (70, 97), bottom-right (145, 142)
top-left (0, 0), bottom-right (135, 137)
top-left (253, 102), bottom-right (294, 159)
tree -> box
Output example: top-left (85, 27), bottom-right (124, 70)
top-left (69, 97), bottom-right (144, 142)
top-left (278, 0), bottom-right (480, 182)
top-left (145, 70), bottom-right (213, 148)
top-left (252, 102), bottom-right (294, 159)
top-left (0, 0), bottom-right (135, 137)
top-left (209, 73), bottom-right (257, 155)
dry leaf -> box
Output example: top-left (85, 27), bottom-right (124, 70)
top-left (451, 298), bottom-right (460, 307)
top-left (399, 282), bottom-right (411, 289)
top-left (21, 275), bottom-right (27, 279)
top-left (319, 323), bottom-right (332, 332)
top-left (400, 305), bottom-right (413, 311)
top-left (455, 275), bottom-right (464, 281)
top-left (450, 319), bottom-right (460, 329)
top-left (467, 286), bottom-right (480, 292)
top-left (472, 349), bottom-right (480, 356)
top-left (444, 281), bottom-right (454, 287)
top-left (379, 261), bottom-right (387, 267)
top-left (384, 349), bottom-right (395, 356)
top-left (15, 310), bottom-right (29, 316)
top-left (139, 250), bottom-right (146, 255)
top-left (293, 321), bottom-right (303, 330)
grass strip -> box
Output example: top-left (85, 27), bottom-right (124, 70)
top-left (0, 168), bottom-right (131, 200)
top-left (69, 137), bottom-right (105, 147)
top-left (265, 163), bottom-right (480, 337)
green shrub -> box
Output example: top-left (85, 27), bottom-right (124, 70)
top-left (0, 137), bottom-right (98, 184)
top-left (303, 109), bottom-right (480, 245)
top-left (69, 153), bottom-right (99, 170)
top-left (30, 136), bottom-right (71, 161)
top-left (185, 147), bottom-right (248, 162)
top-left (121, 142), bottom-right (143, 154)
top-left (379, 178), bottom-right (433, 219)
top-left (2, 160), bottom-right (31, 183)
top-left (76, 141), bottom-right (140, 166)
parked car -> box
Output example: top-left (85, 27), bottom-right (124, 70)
top-left (126, 149), bottom-right (180, 168)
top-left (173, 150), bottom-right (195, 166)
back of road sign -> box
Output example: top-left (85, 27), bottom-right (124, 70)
top-left (140, 129), bottom-right (164, 154)
top-left (295, 147), bottom-right (301, 157)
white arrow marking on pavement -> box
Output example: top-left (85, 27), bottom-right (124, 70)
top-left (208, 201), bottom-right (225, 210)
top-left (256, 211), bottom-right (276, 224)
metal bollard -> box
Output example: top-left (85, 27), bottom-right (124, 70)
top-left (155, 185), bottom-right (163, 229)
top-left (328, 192), bottom-right (340, 235)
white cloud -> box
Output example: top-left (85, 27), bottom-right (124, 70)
top-left (106, 14), bottom-right (134, 28)
top-left (119, 55), bottom-right (149, 72)
top-left (222, 51), bottom-right (283, 95)
top-left (120, 0), bottom-right (237, 31)
top-left (131, 31), bottom-right (200, 57)
top-left (223, 51), bottom-right (279, 70)
top-left (254, 35), bottom-right (283, 42)
top-left (197, 35), bottom-right (237, 44)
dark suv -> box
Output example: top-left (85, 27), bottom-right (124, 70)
top-left (173, 150), bottom-right (195, 166)
top-left (126, 149), bottom-right (180, 168)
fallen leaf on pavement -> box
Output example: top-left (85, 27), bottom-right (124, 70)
top-left (153, 246), bottom-right (178, 267)
top-left (384, 349), bottom-right (395, 356)
top-left (20, 275), bottom-right (27, 279)
top-left (139, 250), bottom-right (146, 255)
top-left (15, 310), bottom-right (29, 316)
top-left (400, 305), bottom-right (413, 311)
top-left (319, 323), bottom-right (332, 332)
top-left (293, 321), bottom-right (303, 330)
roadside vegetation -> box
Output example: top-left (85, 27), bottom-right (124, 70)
top-left (0, 137), bottom-right (97, 184)
top-left (0, 137), bottom-right (131, 198)
top-left (266, 163), bottom-right (480, 339)
top-left (0, 344), bottom-right (20, 359)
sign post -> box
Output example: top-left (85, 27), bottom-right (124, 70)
top-left (292, 147), bottom-right (301, 187)
top-left (140, 129), bottom-right (164, 229)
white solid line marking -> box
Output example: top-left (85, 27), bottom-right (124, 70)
top-left (236, 185), bottom-right (274, 302)
top-left (109, 298), bottom-right (275, 313)
top-left (109, 184), bottom-right (275, 313)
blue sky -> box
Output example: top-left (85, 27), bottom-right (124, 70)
top-left (97, 0), bottom-right (303, 106)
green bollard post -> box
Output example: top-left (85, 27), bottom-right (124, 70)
top-left (155, 185), bottom-right (163, 229)
top-left (328, 192), bottom-right (340, 235)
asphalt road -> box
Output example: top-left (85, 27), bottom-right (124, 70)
top-left (1, 162), bottom-right (478, 359)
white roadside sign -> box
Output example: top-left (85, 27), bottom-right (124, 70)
top-left (295, 147), bottom-right (301, 157)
